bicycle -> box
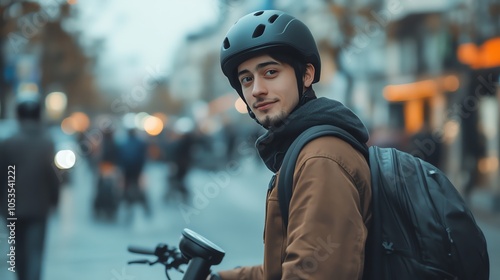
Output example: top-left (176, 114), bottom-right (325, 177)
top-left (127, 228), bottom-right (225, 280)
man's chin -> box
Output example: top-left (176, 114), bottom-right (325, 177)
top-left (259, 114), bottom-right (286, 129)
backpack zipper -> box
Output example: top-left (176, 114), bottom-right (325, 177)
top-left (446, 227), bottom-right (454, 256)
top-left (423, 165), bottom-right (459, 278)
top-left (426, 169), bottom-right (455, 260)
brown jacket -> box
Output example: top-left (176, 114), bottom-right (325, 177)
top-left (218, 136), bottom-right (372, 279)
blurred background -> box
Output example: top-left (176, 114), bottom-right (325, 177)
top-left (0, 0), bottom-right (499, 279)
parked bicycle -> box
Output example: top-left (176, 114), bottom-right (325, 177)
top-left (128, 228), bottom-right (225, 280)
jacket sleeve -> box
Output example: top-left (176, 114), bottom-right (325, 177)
top-left (282, 155), bottom-right (368, 279)
top-left (217, 265), bottom-right (263, 280)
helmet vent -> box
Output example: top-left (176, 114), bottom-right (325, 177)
top-left (254, 11), bottom-right (264, 16)
top-left (223, 38), bottom-right (230, 49)
top-left (252, 24), bottom-right (265, 38)
top-left (268, 14), bottom-right (279, 23)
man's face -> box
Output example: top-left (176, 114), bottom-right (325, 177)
top-left (237, 54), bottom-right (299, 128)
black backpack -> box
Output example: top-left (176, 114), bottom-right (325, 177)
top-left (277, 125), bottom-right (489, 280)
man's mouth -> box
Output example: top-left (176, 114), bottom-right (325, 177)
top-left (254, 100), bottom-right (277, 111)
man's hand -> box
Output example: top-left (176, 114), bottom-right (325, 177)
top-left (207, 272), bottom-right (222, 280)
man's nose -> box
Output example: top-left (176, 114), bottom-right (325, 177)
top-left (252, 77), bottom-right (267, 97)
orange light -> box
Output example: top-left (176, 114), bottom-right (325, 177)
top-left (404, 100), bottom-right (423, 134)
top-left (383, 80), bottom-right (437, 102)
top-left (457, 43), bottom-right (480, 69)
top-left (70, 112), bottom-right (90, 132)
top-left (144, 116), bottom-right (163, 136)
top-left (480, 37), bottom-right (500, 69)
top-left (383, 75), bottom-right (460, 102)
top-left (442, 75), bottom-right (460, 92)
top-left (457, 37), bottom-right (500, 69)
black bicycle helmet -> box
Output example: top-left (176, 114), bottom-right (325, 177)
top-left (220, 10), bottom-right (321, 98)
top-left (16, 95), bottom-right (41, 120)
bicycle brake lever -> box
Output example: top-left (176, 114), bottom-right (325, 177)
top-left (128, 259), bottom-right (151, 265)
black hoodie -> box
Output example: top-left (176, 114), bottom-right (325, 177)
top-left (256, 95), bottom-right (369, 172)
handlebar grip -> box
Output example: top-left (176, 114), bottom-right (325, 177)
top-left (127, 246), bottom-right (155, 255)
top-left (128, 259), bottom-right (150, 264)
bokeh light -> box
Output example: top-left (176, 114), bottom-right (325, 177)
top-left (143, 115), bottom-right (163, 136)
top-left (54, 150), bottom-right (76, 170)
top-left (235, 98), bottom-right (247, 114)
top-left (45, 92), bottom-right (68, 119)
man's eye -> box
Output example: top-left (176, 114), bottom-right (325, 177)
top-left (265, 70), bottom-right (277, 76)
top-left (240, 76), bottom-right (252, 84)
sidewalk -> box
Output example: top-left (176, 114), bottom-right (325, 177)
top-left (470, 188), bottom-right (500, 228)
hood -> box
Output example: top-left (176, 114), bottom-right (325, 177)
top-left (256, 97), bottom-right (369, 172)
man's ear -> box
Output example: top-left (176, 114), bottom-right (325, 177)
top-left (303, 63), bottom-right (315, 88)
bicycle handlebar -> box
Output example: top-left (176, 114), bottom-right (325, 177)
top-left (127, 228), bottom-right (225, 280)
top-left (127, 246), bottom-right (156, 255)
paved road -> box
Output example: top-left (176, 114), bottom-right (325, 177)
top-left (0, 156), bottom-right (270, 280)
top-left (0, 155), bottom-right (499, 280)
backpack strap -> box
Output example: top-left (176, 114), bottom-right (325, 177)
top-left (277, 124), bottom-right (368, 228)
top-left (363, 146), bottom-right (384, 280)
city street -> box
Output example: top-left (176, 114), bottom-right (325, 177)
top-left (1, 153), bottom-right (499, 280)
top-left (1, 1), bottom-right (499, 280)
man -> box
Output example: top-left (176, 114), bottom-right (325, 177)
top-left (0, 96), bottom-right (61, 280)
top-left (212, 10), bottom-right (372, 279)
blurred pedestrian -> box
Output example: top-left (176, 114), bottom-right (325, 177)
top-left (222, 117), bottom-right (238, 162)
top-left (164, 128), bottom-right (196, 203)
top-left (0, 96), bottom-right (61, 280)
top-left (462, 126), bottom-right (487, 204)
top-left (93, 122), bottom-right (122, 221)
top-left (119, 128), bottom-right (151, 218)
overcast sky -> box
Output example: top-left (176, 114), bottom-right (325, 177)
top-left (71, 0), bottom-right (220, 92)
